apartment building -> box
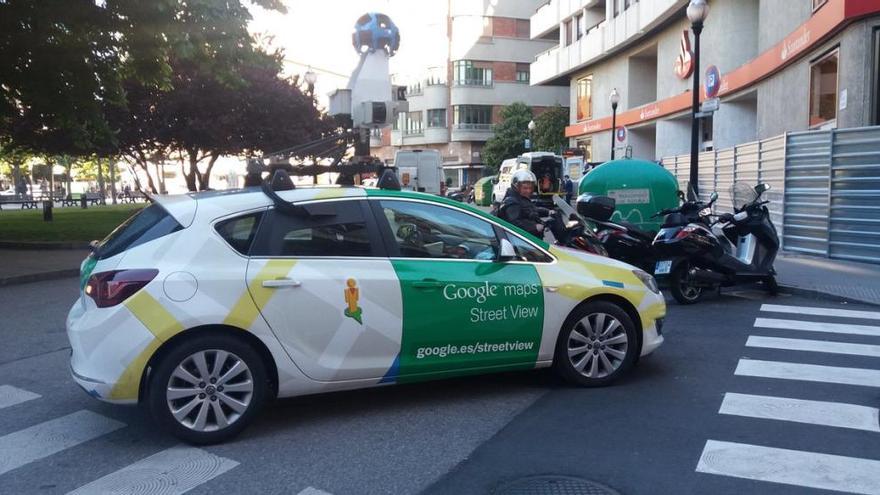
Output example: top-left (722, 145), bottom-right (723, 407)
top-left (530, 0), bottom-right (880, 162)
top-left (370, 0), bottom-right (569, 187)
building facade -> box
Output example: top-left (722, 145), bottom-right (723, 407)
top-left (370, 0), bottom-right (569, 187)
top-left (530, 0), bottom-right (880, 163)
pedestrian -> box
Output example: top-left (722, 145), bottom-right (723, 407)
top-left (563, 175), bottom-right (574, 204)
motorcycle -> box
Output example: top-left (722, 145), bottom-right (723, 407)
top-left (652, 182), bottom-right (780, 304)
top-left (547, 195), bottom-right (609, 257)
top-left (575, 194), bottom-right (659, 273)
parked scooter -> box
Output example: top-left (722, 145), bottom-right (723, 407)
top-left (652, 182), bottom-right (779, 304)
top-left (575, 194), bottom-right (658, 273)
top-left (548, 196), bottom-right (609, 257)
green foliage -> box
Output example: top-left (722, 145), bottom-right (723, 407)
top-left (481, 102), bottom-right (533, 173)
top-left (0, 0), bottom-right (286, 156)
top-left (532, 105), bottom-right (569, 154)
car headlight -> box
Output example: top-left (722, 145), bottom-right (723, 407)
top-left (633, 269), bottom-right (660, 294)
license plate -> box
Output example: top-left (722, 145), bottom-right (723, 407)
top-left (655, 260), bottom-right (672, 275)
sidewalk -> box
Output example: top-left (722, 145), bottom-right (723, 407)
top-left (775, 252), bottom-right (880, 306)
top-left (0, 249), bottom-right (88, 286)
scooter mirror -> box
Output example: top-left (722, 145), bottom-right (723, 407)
top-left (710, 191), bottom-right (718, 202)
top-left (755, 183), bottom-right (771, 195)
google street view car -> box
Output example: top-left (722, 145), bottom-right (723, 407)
top-left (67, 172), bottom-right (665, 444)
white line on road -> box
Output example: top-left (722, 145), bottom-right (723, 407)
top-left (719, 392), bottom-right (880, 432)
top-left (761, 304), bottom-right (880, 321)
top-left (0, 410), bottom-right (125, 476)
top-left (747, 335), bottom-right (880, 358)
top-left (298, 488), bottom-right (335, 495)
top-left (754, 317), bottom-right (880, 337)
top-left (67, 445), bottom-right (239, 495)
top-left (735, 359), bottom-right (880, 388)
top-left (697, 440), bottom-right (880, 495)
top-left (0, 385), bottom-right (41, 410)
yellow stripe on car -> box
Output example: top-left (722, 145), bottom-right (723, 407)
top-left (224, 259), bottom-right (297, 329)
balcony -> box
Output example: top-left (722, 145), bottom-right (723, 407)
top-left (532, 0), bottom-right (597, 40)
top-left (531, 0), bottom-right (685, 85)
top-left (451, 123), bottom-right (494, 143)
top-left (453, 79), bottom-right (494, 88)
top-left (407, 81), bottom-right (449, 112)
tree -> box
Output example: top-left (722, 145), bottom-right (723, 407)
top-left (0, 0), bottom-right (286, 156)
top-left (532, 105), bottom-right (569, 154)
top-left (481, 102), bottom-right (533, 173)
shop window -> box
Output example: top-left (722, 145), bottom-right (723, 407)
top-left (809, 50), bottom-right (839, 128)
top-left (577, 75), bottom-right (593, 121)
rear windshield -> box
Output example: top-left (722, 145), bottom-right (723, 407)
top-left (96, 204), bottom-right (182, 260)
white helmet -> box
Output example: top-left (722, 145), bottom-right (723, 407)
top-left (511, 169), bottom-right (537, 189)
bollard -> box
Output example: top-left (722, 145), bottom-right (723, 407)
top-left (42, 200), bottom-right (53, 221)
top-left (80, 195), bottom-right (87, 209)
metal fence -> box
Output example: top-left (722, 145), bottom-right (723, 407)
top-left (660, 126), bottom-right (880, 264)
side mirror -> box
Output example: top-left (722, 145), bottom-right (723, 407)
top-left (677, 190), bottom-right (686, 201)
top-left (498, 238), bottom-right (516, 262)
top-left (710, 191), bottom-right (718, 202)
top-left (755, 183), bottom-right (771, 195)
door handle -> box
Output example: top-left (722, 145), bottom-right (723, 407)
top-left (412, 279), bottom-right (443, 289)
top-left (262, 278), bottom-right (302, 288)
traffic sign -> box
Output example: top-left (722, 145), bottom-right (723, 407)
top-left (700, 97), bottom-right (720, 113)
top-left (706, 65), bottom-right (721, 98)
top-left (615, 126), bottom-right (627, 143)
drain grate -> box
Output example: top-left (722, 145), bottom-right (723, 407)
top-left (494, 476), bottom-right (622, 495)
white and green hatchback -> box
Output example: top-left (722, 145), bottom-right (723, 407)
top-left (67, 183), bottom-right (665, 444)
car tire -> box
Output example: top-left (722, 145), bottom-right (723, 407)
top-left (146, 334), bottom-right (268, 445)
top-left (553, 301), bottom-right (639, 387)
top-left (670, 262), bottom-right (702, 305)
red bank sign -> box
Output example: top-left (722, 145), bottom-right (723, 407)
top-left (673, 30), bottom-right (694, 79)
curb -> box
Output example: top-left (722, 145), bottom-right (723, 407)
top-left (0, 269), bottom-right (80, 287)
top-left (779, 284), bottom-right (880, 307)
top-left (0, 241), bottom-right (90, 250)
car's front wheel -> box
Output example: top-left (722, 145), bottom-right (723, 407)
top-left (147, 334), bottom-right (268, 445)
top-left (554, 301), bottom-right (639, 387)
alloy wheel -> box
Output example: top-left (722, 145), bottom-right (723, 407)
top-left (567, 313), bottom-right (629, 379)
top-left (165, 349), bottom-right (254, 432)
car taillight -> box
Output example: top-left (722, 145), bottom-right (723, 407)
top-left (85, 269), bottom-right (158, 308)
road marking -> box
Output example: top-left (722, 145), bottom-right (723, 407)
top-left (761, 303), bottom-right (880, 321)
top-left (298, 488), bottom-right (334, 495)
top-left (754, 317), bottom-right (880, 337)
top-left (0, 410), bottom-right (125, 476)
top-left (697, 440), bottom-right (880, 494)
top-left (67, 445), bottom-right (238, 495)
top-left (0, 385), bottom-right (40, 410)
top-left (747, 335), bottom-right (880, 358)
top-left (719, 392), bottom-right (880, 432)
top-left (735, 359), bottom-right (880, 388)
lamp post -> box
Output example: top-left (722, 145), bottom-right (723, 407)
top-left (687, 0), bottom-right (709, 198)
top-left (527, 119), bottom-right (536, 150)
top-left (609, 88), bottom-right (620, 160)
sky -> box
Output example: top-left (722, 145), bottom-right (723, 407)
top-left (248, 0), bottom-right (449, 104)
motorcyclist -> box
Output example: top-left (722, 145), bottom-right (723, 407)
top-left (497, 169), bottom-right (544, 238)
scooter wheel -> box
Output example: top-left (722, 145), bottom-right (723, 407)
top-left (670, 263), bottom-right (703, 305)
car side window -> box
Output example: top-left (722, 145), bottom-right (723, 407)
top-left (378, 200), bottom-right (499, 260)
top-left (506, 233), bottom-right (553, 263)
top-left (251, 201), bottom-right (380, 257)
top-left (215, 212), bottom-right (263, 255)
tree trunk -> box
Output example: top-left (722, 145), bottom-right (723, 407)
top-left (183, 149), bottom-right (199, 192)
top-left (12, 159), bottom-right (21, 198)
top-left (109, 159), bottom-right (117, 204)
top-left (198, 154), bottom-right (220, 190)
top-left (136, 161), bottom-right (159, 194)
top-left (97, 157), bottom-right (106, 204)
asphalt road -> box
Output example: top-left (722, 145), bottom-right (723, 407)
top-left (1, 278), bottom-right (878, 494)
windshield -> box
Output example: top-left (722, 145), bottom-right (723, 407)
top-left (731, 182), bottom-right (759, 210)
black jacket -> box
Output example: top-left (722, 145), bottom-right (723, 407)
top-left (497, 187), bottom-right (542, 237)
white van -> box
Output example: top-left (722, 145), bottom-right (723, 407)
top-left (394, 149), bottom-right (444, 195)
top-left (491, 152), bottom-right (565, 206)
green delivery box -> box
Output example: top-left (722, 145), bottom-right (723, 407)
top-left (578, 158), bottom-right (680, 232)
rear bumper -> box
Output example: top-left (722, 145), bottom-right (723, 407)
top-left (69, 362), bottom-right (136, 405)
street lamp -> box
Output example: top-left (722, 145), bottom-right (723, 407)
top-left (687, 0), bottom-right (709, 198)
top-left (527, 119), bottom-right (536, 150)
top-left (304, 68), bottom-right (318, 96)
top-left (609, 88), bottom-right (620, 160)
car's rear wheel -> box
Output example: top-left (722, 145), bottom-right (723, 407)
top-left (553, 301), bottom-right (639, 387)
top-left (147, 334), bottom-right (268, 445)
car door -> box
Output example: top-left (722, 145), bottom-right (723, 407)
top-left (369, 198), bottom-right (545, 382)
top-left (246, 199), bottom-right (404, 382)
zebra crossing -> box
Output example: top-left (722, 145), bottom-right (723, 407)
top-left (0, 386), bottom-right (333, 494)
top-left (696, 303), bottom-right (880, 494)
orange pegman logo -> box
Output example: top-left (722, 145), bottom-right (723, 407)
top-left (343, 278), bottom-right (363, 324)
